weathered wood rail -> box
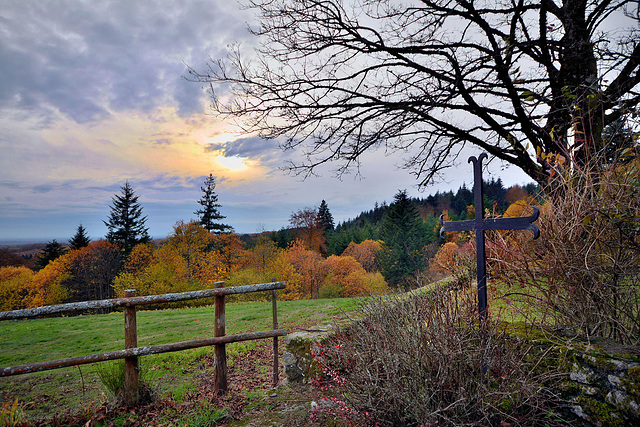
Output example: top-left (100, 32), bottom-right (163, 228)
top-left (0, 281), bottom-right (287, 405)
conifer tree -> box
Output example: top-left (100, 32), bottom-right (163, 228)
top-left (36, 239), bottom-right (67, 270)
top-left (379, 190), bottom-right (428, 287)
top-left (69, 224), bottom-right (91, 250)
top-left (318, 199), bottom-right (335, 232)
top-left (104, 182), bottom-right (150, 256)
top-left (195, 174), bottom-right (232, 234)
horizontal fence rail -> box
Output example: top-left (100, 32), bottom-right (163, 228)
top-left (0, 281), bottom-right (286, 320)
top-left (0, 329), bottom-right (287, 377)
top-left (0, 281), bottom-right (288, 404)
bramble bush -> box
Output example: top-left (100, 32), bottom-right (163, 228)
top-left (491, 149), bottom-right (640, 343)
top-left (311, 287), bottom-right (556, 426)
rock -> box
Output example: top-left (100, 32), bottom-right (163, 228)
top-left (283, 330), bottom-right (330, 384)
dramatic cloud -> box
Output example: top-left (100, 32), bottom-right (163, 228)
top-left (0, 0), bottom-right (533, 242)
top-left (0, 0), bottom-right (252, 125)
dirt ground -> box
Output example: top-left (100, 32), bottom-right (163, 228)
top-left (22, 340), bottom-right (327, 426)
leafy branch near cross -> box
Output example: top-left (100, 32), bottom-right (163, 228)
top-left (440, 153), bottom-right (540, 322)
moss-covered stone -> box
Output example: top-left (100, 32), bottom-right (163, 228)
top-left (623, 366), bottom-right (640, 399)
top-left (579, 396), bottom-right (625, 427)
top-left (283, 330), bottom-right (330, 384)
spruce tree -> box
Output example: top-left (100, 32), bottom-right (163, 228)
top-left (318, 199), bottom-right (335, 232)
top-left (104, 182), bottom-right (150, 256)
top-left (36, 239), bottom-right (67, 269)
top-left (195, 174), bottom-right (232, 233)
top-left (69, 224), bottom-right (91, 250)
top-left (379, 190), bottom-right (428, 287)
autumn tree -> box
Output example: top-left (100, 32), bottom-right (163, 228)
top-left (69, 224), bottom-right (91, 250)
top-left (289, 207), bottom-right (326, 254)
top-left (209, 232), bottom-right (245, 279)
top-left (0, 266), bottom-right (35, 310)
top-left (64, 241), bottom-right (123, 302)
top-left (36, 239), bottom-right (67, 270)
top-left (104, 182), bottom-right (150, 256)
top-left (286, 239), bottom-right (327, 299)
top-left (195, 174), bottom-right (232, 234)
top-left (431, 242), bottom-right (460, 276)
top-left (322, 254), bottom-right (389, 298)
top-left (505, 185), bottom-right (530, 205)
top-left (163, 220), bottom-right (212, 280)
top-left (28, 258), bottom-right (71, 308)
top-left (243, 234), bottom-right (280, 273)
top-left (191, 0), bottom-right (640, 186)
top-left (342, 239), bottom-right (383, 272)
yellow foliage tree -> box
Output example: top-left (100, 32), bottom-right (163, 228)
top-left (28, 257), bottom-right (71, 308)
top-left (0, 266), bottom-right (35, 310)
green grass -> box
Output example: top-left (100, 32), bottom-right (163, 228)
top-left (0, 297), bottom-right (359, 422)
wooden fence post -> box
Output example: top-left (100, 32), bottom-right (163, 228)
top-left (271, 284), bottom-right (279, 388)
top-left (124, 289), bottom-right (139, 405)
top-left (214, 281), bottom-right (227, 394)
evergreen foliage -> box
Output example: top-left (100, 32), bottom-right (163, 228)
top-left (104, 182), bottom-right (150, 256)
top-left (195, 174), bottom-right (232, 234)
top-left (270, 227), bottom-right (294, 249)
top-left (69, 224), bottom-right (91, 250)
top-left (317, 200), bottom-right (335, 231)
top-left (36, 239), bottom-right (67, 270)
top-left (379, 190), bottom-right (429, 287)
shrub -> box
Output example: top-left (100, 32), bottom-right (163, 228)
top-left (491, 150), bottom-right (640, 343)
top-left (312, 287), bottom-right (554, 426)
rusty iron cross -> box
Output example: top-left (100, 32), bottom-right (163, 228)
top-left (439, 153), bottom-right (540, 322)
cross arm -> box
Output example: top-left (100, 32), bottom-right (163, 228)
top-left (439, 207), bottom-right (540, 239)
top-left (482, 207), bottom-right (540, 238)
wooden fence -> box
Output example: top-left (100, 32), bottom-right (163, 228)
top-left (0, 281), bottom-right (287, 405)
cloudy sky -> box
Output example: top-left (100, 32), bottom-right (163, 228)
top-left (0, 0), bottom-right (532, 243)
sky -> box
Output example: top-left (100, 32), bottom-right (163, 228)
top-left (0, 0), bottom-right (533, 243)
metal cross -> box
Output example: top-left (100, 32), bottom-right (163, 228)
top-left (439, 153), bottom-right (540, 322)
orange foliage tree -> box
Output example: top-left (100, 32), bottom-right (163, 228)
top-left (64, 240), bottom-right (123, 302)
top-left (322, 255), bottom-right (389, 298)
top-left (289, 207), bottom-right (326, 254)
top-left (431, 242), bottom-right (460, 276)
top-left (341, 239), bottom-right (382, 272)
top-left (209, 232), bottom-right (245, 279)
top-left (504, 184), bottom-right (530, 204)
top-left (28, 257), bottom-right (71, 307)
top-left (227, 248), bottom-right (304, 301)
top-left (286, 239), bottom-right (327, 299)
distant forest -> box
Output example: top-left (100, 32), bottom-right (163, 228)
top-left (268, 179), bottom-right (540, 256)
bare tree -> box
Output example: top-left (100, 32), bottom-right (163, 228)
top-left (189, 0), bottom-right (640, 186)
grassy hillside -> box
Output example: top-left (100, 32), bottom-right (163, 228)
top-left (0, 297), bottom-right (359, 423)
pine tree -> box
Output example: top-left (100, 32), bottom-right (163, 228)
top-left (379, 190), bottom-right (428, 287)
top-left (104, 182), bottom-right (150, 256)
top-left (69, 224), bottom-right (91, 250)
top-left (318, 199), bottom-right (335, 232)
top-left (36, 239), bottom-right (67, 269)
top-left (195, 174), bottom-right (232, 233)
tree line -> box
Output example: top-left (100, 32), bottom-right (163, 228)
top-left (0, 174), bottom-right (540, 311)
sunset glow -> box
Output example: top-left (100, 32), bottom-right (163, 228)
top-left (217, 155), bottom-right (247, 171)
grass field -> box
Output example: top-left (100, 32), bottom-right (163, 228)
top-left (0, 297), bottom-right (360, 423)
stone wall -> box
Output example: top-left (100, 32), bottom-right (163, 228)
top-left (283, 329), bottom-right (330, 384)
top-left (559, 337), bottom-right (640, 426)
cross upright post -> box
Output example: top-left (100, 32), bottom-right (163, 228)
top-left (440, 153), bottom-right (540, 323)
